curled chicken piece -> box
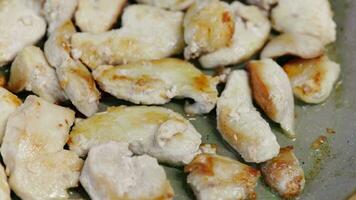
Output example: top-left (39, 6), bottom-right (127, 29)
top-left (271, 0), bottom-right (336, 45)
top-left (93, 58), bottom-right (219, 114)
top-left (0, 95), bottom-right (83, 199)
top-left (71, 4), bottom-right (184, 70)
top-left (183, 0), bottom-right (235, 59)
top-left (75, 0), bottom-right (127, 33)
top-left (8, 46), bottom-right (67, 103)
top-left (80, 142), bottom-right (174, 200)
top-left (0, 0), bottom-right (46, 67)
top-left (0, 88), bottom-right (21, 144)
top-left (185, 154), bottom-right (260, 200)
top-left (199, 1), bottom-right (270, 69)
top-left (43, 0), bottom-right (78, 34)
top-left (261, 33), bottom-right (324, 59)
top-left (217, 70), bottom-right (280, 163)
top-left (69, 106), bottom-right (202, 165)
top-left (0, 164), bottom-right (10, 200)
top-left (283, 56), bottom-right (341, 104)
top-left (261, 146), bottom-right (305, 199)
top-left (247, 0), bottom-right (278, 10)
top-left (248, 59), bottom-right (295, 137)
top-left (136, 0), bottom-right (194, 10)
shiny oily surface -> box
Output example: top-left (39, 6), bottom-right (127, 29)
top-left (2, 0), bottom-right (355, 199)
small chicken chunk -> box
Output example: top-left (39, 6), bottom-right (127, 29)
top-left (247, 0), bottom-right (278, 10)
top-left (69, 106), bottom-right (202, 165)
top-left (0, 96), bottom-right (83, 199)
top-left (199, 1), bottom-right (270, 68)
top-left (71, 4), bottom-right (184, 70)
top-left (0, 87), bottom-right (21, 144)
top-left (283, 56), bottom-right (341, 104)
top-left (0, 164), bottom-right (10, 200)
top-left (43, 0), bottom-right (78, 34)
top-left (93, 58), bottom-right (218, 114)
top-left (217, 70), bottom-right (280, 163)
top-left (261, 33), bottom-right (324, 59)
top-left (248, 59), bottom-right (295, 137)
top-left (136, 0), bottom-right (194, 10)
top-left (75, 0), bottom-right (127, 33)
top-left (183, 0), bottom-right (234, 59)
top-left (271, 0), bottom-right (336, 45)
top-left (8, 46), bottom-right (67, 103)
top-left (185, 154), bottom-right (260, 200)
top-left (0, 0), bottom-right (46, 67)
top-left (80, 142), bottom-right (174, 200)
top-left (261, 146), bottom-right (305, 199)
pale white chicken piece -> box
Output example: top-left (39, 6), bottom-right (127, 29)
top-left (0, 87), bottom-right (21, 144)
top-left (136, 0), bottom-right (194, 10)
top-left (0, 0), bottom-right (46, 67)
top-left (0, 95), bottom-right (83, 200)
top-left (248, 59), bottom-right (295, 138)
top-left (71, 4), bottom-right (184, 70)
top-left (283, 56), bottom-right (341, 104)
top-left (0, 164), bottom-right (10, 200)
top-left (80, 142), bottom-right (174, 200)
top-left (217, 70), bottom-right (280, 163)
top-left (261, 33), bottom-right (324, 59)
top-left (43, 0), bottom-right (78, 34)
top-left (69, 106), bottom-right (202, 165)
top-left (271, 0), bottom-right (336, 45)
top-left (8, 46), bottom-right (67, 103)
top-left (199, 1), bottom-right (270, 69)
top-left (93, 58), bottom-right (219, 114)
top-left (261, 146), bottom-right (305, 199)
top-left (75, 0), bottom-right (127, 33)
top-left (185, 153), bottom-right (260, 200)
top-left (247, 0), bottom-right (278, 10)
top-left (183, 0), bottom-right (235, 59)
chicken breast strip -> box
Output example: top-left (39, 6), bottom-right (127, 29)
top-left (136, 0), bottom-right (194, 10)
top-left (261, 146), bottom-right (305, 199)
top-left (71, 4), bottom-right (184, 70)
top-left (185, 153), bottom-right (260, 200)
top-left (248, 59), bottom-right (295, 137)
top-left (0, 164), bottom-right (10, 200)
top-left (283, 55), bottom-right (341, 104)
top-left (199, 1), bottom-right (270, 68)
top-left (75, 0), bottom-right (127, 33)
top-left (8, 46), bottom-right (67, 103)
top-left (80, 142), bottom-right (174, 200)
top-left (69, 106), bottom-right (202, 165)
top-left (217, 70), bottom-right (280, 163)
top-left (92, 58), bottom-right (219, 114)
top-left (0, 0), bottom-right (46, 67)
top-left (1, 95), bottom-right (83, 199)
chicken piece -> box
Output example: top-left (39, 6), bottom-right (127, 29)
top-left (247, 0), bottom-right (278, 10)
top-left (0, 164), bottom-right (10, 200)
top-left (217, 70), bottom-right (280, 163)
top-left (43, 0), bottom-right (78, 34)
top-left (136, 0), bottom-right (194, 10)
top-left (248, 59), bottom-right (295, 137)
top-left (183, 0), bottom-right (235, 59)
top-left (271, 0), bottom-right (336, 45)
top-left (283, 56), bottom-right (341, 104)
top-left (80, 142), bottom-right (174, 200)
top-left (0, 88), bottom-right (21, 144)
top-left (199, 1), bottom-right (270, 69)
top-left (71, 4), bottom-right (184, 70)
top-left (8, 46), bottom-right (67, 103)
top-left (57, 58), bottom-right (100, 117)
top-left (75, 0), bottom-right (127, 33)
top-left (261, 146), bottom-right (305, 199)
top-left (0, 95), bottom-right (83, 199)
top-left (185, 154), bottom-right (260, 200)
top-left (0, 0), bottom-right (46, 67)
top-left (69, 106), bottom-right (202, 165)
top-left (261, 33), bottom-right (324, 59)
top-left (93, 58), bottom-right (218, 114)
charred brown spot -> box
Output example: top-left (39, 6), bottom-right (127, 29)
top-left (184, 154), bottom-right (215, 176)
top-left (311, 135), bottom-right (327, 150)
top-left (194, 74), bottom-right (211, 92)
top-left (222, 11), bottom-right (232, 23)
